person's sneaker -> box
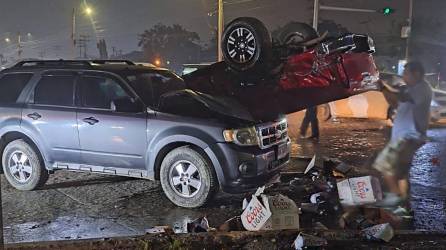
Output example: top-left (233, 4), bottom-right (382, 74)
top-left (374, 192), bottom-right (404, 208)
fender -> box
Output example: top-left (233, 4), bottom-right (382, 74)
top-left (0, 125), bottom-right (51, 168)
top-left (16, 119), bottom-right (53, 166)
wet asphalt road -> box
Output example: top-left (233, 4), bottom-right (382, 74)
top-left (2, 117), bottom-right (446, 243)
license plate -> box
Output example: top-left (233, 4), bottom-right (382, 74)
top-left (277, 142), bottom-right (288, 160)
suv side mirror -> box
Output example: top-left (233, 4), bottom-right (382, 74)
top-left (111, 98), bottom-right (143, 113)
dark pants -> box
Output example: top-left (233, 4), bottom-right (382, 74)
top-left (300, 106), bottom-right (319, 138)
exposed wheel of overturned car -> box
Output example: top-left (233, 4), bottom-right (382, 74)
top-left (278, 22), bottom-right (319, 45)
top-left (160, 146), bottom-right (218, 208)
top-left (222, 17), bottom-right (272, 73)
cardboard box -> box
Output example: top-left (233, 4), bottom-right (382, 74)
top-left (241, 188), bottom-right (299, 231)
top-left (241, 195), bottom-right (272, 231)
top-left (262, 194), bottom-right (300, 230)
top-left (337, 176), bottom-right (383, 206)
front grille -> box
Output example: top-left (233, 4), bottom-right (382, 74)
top-left (257, 119), bottom-right (288, 149)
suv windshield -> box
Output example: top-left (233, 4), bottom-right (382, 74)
top-left (124, 70), bottom-right (185, 108)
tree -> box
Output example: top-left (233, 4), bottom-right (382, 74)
top-left (138, 24), bottom-right (202, 72)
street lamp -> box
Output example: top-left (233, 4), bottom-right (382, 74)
top-left (85, 6), bottom-right (93, 16)
top-left (4, 38), bottom-right (10, 43)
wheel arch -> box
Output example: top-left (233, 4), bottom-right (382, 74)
top-left (149, 137), bottom-right (225, 187)
top-left (0, 131), bottom-right (46, 170)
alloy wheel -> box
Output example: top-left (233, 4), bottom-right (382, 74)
top-left (8, 150), bottom-right (32, 183)
top-left (169, 160), bottom-right (202, 198)
top-left (226, 27), bottom-right (257, 64)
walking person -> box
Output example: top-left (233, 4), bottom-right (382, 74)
top-left (300, 105), bottom-right (319, 140)
top-left (373, 61), bottom-right (432, 213)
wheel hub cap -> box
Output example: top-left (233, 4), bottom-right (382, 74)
top-left (226, 27), bottom-right (257, 64)
top-left (8, 150), bottom-right (32, 183)
top-left (169, 160), bottom-right (202, 198)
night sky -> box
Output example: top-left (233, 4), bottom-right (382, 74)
top-left (0, 0), bottom-right (438, 61)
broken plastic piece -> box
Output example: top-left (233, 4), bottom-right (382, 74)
top-left (187, 216), bottom-right (211, 233)
top-left (293, 233), bottom-right (328, 250)
top-left (335, 162), bottom-right (353, 175)
top-left (145, 226), bottom-right (173, 234)
top-left (304, 155), bottom-right (316, 174)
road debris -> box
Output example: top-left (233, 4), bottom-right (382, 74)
top-left (292, 233), bottom-right (328, 250)
top-left (145, 226), bottom-right (173, 234)
top-left (241, 187), bottom-right (299, 231)
top-left (218, 216), bottom-right (244, 232)
top-left (303, 155), bottom-right (316, 174)
top-left (337, 176), bottom-right (383, 206)
top-left (362, 223), bottom-right (395, 242)
top-left (187, 217), bottom-right (213, 233)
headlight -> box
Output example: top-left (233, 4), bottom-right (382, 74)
top-left (223, 126), bottom-right (258, 146)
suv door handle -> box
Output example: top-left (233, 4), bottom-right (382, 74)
top-left (27, 112), bottom-right (42, 120)
top-left (82, 117), bottom-right (99, 125)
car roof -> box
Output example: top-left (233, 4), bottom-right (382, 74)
top-left (1, 60), bottom-right (170, 75)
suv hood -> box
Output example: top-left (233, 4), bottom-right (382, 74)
top-left (158, 89), bottom-right (255, 123)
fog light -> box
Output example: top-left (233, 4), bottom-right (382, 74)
top-left (239, 162), bottom-right (250, 174)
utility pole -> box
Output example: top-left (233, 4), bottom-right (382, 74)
top-left (217, 0), bottom-right (224, 61)
top-left (405, 0), bottom-right (414, 60)
top-left (72, 8), bottom-right (76, 59)
top-left (77, 34), bottom-right (90, 59)
top-left (17, 33), bottom-right (22, 60)
top-left (312, 0), bottom-right (319, 31)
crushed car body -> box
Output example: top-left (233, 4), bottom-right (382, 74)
top-left (183, 18), bottom-right (379, 121)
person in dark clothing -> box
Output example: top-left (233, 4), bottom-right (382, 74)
top-left (300, 105), bottom-right (319, 140)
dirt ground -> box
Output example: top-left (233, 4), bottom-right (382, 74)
top-left (2, 116), bottom-right (446, 245)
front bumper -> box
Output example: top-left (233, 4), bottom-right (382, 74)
top-left (213, 137), bottom-right (291, 194)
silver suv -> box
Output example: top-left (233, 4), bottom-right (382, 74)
top-left (0, 60), bottom-right (290, 208)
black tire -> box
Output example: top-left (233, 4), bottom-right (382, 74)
top-left (160, 146), bottom-right (218, 208)
top-left (2, 139), bottom-right (49, 191)
top-left (278, 22), bottom-right (318, 45)
top-left (222, 17), bottom-right (272, 72)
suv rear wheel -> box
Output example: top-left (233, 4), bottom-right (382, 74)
top-left (160, 146), bottom-right (218, 208)
top-left (2, 139), bottom-right (49, 191)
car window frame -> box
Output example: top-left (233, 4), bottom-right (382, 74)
top-left (123, 69), bottom-right (185, 110)
top-left (75, 70), bottom-right (146, 113)
top-left (0, 72), bottom-right (35, 105)
top-left (29, 70), bottom-right (78, 108)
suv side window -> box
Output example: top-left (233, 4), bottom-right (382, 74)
top-left (0, 73), bottom-right (33, 104)
top-left (79, 76), bottom-right (132, 110)
top-left (34, 75), bottom-right (76, 107)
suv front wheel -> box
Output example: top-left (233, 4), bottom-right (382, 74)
top-left (2, 139), bottom-right (49, 191)
top-left (160, 146), bottom-right (218, 208)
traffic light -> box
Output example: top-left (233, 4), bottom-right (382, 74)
top-left (382, 7), bottom-right (395, 15)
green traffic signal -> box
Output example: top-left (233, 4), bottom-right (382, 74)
top-left (382, 7), bottom-right (394, 15)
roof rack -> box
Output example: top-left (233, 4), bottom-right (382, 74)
top-left (12, 59), bottom-right (137, 68)
top-left (13, 60), bottom-right (92, 68)
top-left (90, 60), bottom-right (135, 65)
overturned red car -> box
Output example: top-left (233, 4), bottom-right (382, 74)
top-left (184, 17), bottom-right (379, 121)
